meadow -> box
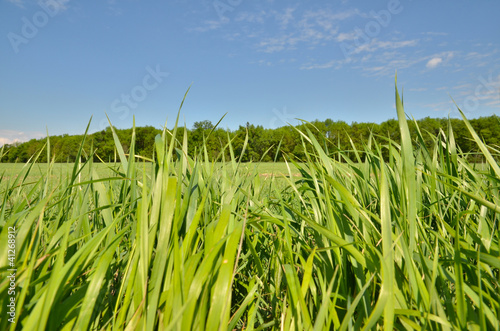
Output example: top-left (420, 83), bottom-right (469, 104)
top-left (0, 162), bottom-right (300, 193)
top-left (0, 86), bottom-right (499, 330)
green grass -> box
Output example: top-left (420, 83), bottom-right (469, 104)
top-left (0, 84), bottom-right (499, 330)
top-left (0, 162), bottom-right (301, 193)
top-left (0, 163), bottom-right (117, 185)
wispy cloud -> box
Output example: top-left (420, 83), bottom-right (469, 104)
top-left (426, 51), bottom-right (455, 69)
top-left (0, 130), bottom-right (45, 147)
top-left (258, 38), bottom-right (287, 53)
top-left (484, 98), bottom-right (500, 107)
top-left (469, 74), bottom-right (500, 104)
top-left (422, 31), bottom-right (449, 36)
top-left (107, 0), bottom-right (123, 16)
top-left (189, 19), bottom-right (227, 32)
top-left (349, 38), bottom-right (419, 55)
top-left (55, 0), bottom-right (70, 11)
top-left (191, 7), bottom-right (364, 54)
top-left (301, 39), bottom-right (420, 73)
top-left (274, 7), bottom-right (296, 29)
top-left (300, 58), bottom-right (352, 70)
top-left (235, 11), bottom-right (267, 24)
top-left (190, 3), bottom-right (498, 86)
top-left (251, 8), bottom-right (361, 53)
top-left (441, 73), bottom-right (500, 114)
top-left (464, 50), bottom-right (498, 61)
top-left (335, 31), bottom-right (358, 42)
top-left (350, 50), bottom-right (457, 77)
top-left (426, 57), bottom-right (442, 69)
top-left (422, 101), bottom-right (456, 113)
top-left (300, 8), bottom-right (360, 31)
top-left (453, 83), bottom-right (473, 90)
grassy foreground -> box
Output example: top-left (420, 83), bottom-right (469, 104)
top-left (1, 86), bottom-right (499, 330)
top-left (0, 163), bottom-right (300, 187)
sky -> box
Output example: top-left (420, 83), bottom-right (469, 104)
top-left (1, 0), bottom-right (499, 146)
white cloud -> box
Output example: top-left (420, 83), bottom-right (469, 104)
top-left (253, 9), bottom-right (359, 53)
top-left (425, 51), bottom-right (455, 69)
top-left (235, 11), bottom-right (267, 24)
top-left (274, 7), bottom-right (296, 28)
top-left (355, 51), bottom-right (433, 77)
top-left (335, 31), bottom-right (358, 42)
top-left (303, 45), bottom-right (458, 77)
top-left (258, 34), bottom-right (293, 53)
top-left (300, 59), bottom-right (349, 70)
top-left (191, 7), bottom-right (362, 52)
top-left (464, 50), bottom-right (498, 61)
top-left (485, 99), bottom-right (500, 107)
top-left (453, 83), bottom-right (473, 90)
top-left (107, 0), bottom-right (123, 16)
top-left (300, 9), bottom-right (357, 31)
top-left (350, 38), bottom-right (419, 55)
top-left (422, 32), bottom-right (449, 36)
top-left (190, 19), bottom-right (227, 32)
top-left (426, 57), bottom-right (443, 69)
top-left (52, 0), bottom-right (70, 12)
top-left (0, 130), bottom-right (45, 147)
top-left (301, 38), bottom-right (420, 74)
top-left (422, 101), bottom-right (455, 112)
top-left (447, 74), bottom-right (500, 112)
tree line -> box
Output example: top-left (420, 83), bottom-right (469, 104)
top-left (1, 115), bottom-right (499, 163)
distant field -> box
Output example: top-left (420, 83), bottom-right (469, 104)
top-left (0, 163), bottom-right (117, 191)
top-left (0, 162), bottom-right (301, 192)
top-left (2, 161), bottom-right (490, 190)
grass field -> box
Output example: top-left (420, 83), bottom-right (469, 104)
top-left (0, 162), bottom-right (300, 193)
top-left (0, 87), bottom-right (499, 330)
top-left (0, 162), bottom-right (299, 179)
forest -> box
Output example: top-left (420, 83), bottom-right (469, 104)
top-left (2, 115), bottom-right (499, 163)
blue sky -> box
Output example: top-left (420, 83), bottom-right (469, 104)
top-left (1, 0), bottom-right (499, 145)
